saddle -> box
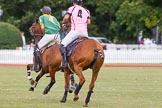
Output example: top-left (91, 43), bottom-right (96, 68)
top-left (40, 40), bottom-right (59, 53)
top-left (66, 37), bottom-right (88, 56)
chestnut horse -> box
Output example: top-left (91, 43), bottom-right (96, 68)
top-left (26, 20), bottom-right (76, 94)
top-left (60, 36), bottom-right (105, 106)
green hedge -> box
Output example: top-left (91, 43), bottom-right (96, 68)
top-left (0, 22), bottom-right (22, 49)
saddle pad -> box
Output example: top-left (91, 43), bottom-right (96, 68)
top-left (67, 37), bottom-right (87, 56)
top-left (67, 42), bottom-right (78, 56)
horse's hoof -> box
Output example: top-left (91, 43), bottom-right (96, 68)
top-left (68, 89), bottom-right (73, 93)
top-left (30, 79), bottom-right (35, 85)
top-left (69, 84), bottom-right (77, 93)
top-left (29, 87), bottom-right (34, 91)
top-left (60, 95), bottom-right (67, 103)
top-left (73, 96), bottom-right (79, 101)
top-left (43, 90), bottom-right (48, 95)
top-left (60, 98), bottom-right (66, 103)
top-left (83, 103), bottom-right (88, 107)
top-left (46, 75), bottom-right (50, 77)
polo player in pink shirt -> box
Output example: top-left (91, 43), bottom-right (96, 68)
top-left (60, 0), bottom-right (91, 68)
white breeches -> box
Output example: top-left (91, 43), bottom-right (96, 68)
top-left (38, 34), bottom-right (60, 49)
top-left (61, 30), bottom-right (88, 47)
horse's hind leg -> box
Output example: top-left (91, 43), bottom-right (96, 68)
top-left (60, 68), bottom-right (71, 103)
top-left (83, 50), bottom-right (104, 106)
top-left (73, 67), bottom-right (85, 101)
top-left (69, 73), bottom-right (77, 93)
top-left (29, 70), bottom-right (45, 91)
top-left (83, 65), bottom-right (101, 107)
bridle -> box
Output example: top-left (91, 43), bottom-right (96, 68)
top-left (29, 23), bottom-right (44, 37)
top-left (29, 22), bottom-right (44, 44)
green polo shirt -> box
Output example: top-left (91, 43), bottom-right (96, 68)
top-left (39, 14), bottom-right (60, 34)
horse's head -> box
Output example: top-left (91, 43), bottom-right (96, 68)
top-left (29, 19), bottom-right (43, 43)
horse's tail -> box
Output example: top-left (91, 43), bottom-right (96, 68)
top-left (96, 49), bottom-right (104, 59)
top-left (90, 47), bottom-right (104, 69)
top-left (95, 41), bottom-right (105, 59)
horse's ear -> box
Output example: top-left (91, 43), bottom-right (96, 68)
top-left (35, 19), bottom-right (39, 23)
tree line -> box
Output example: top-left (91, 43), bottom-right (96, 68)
top-left (0, 0), bottom-right (162, 44)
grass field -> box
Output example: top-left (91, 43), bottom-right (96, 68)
top-left (0, 66), bottom-right (162, 108)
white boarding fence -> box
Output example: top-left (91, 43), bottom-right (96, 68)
top-left (0, 49), bottom-right (162, 65)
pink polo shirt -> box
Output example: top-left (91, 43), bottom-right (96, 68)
top-left (66, 5), bottom-right (90, 32)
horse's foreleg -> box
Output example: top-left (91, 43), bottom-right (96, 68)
top-left (27, 64), bottom-right (35, 85)
top-left (43, 69), bottom-right (56, 95)
top-left (69, 73), bottom-right (77, 93)
top-left (60, 68), bottom-right (71, 103)
top-left (83, 70), bottom-right (99, 107)
top-left (43, 79), bottom-right (55, 94)
top-left (29, 71), bottom-right (45, 91)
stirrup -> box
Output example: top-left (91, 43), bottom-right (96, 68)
top-left (61, 62), bottom-right (68, 68)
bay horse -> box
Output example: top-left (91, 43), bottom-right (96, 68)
top-left (26, 20), bottom-right (76, 94)
top-left (60, 35), bottom-right (105, 106)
